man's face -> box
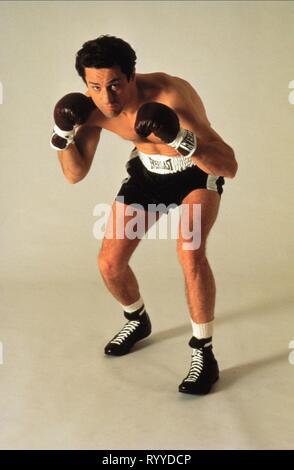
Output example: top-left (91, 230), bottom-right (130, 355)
top-left (85, 66), bottom-right (134, 118)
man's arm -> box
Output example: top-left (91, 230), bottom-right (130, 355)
top-left (190, 123), bottom-right (237, 178)
top-left (168, 78), bottom-right (238, 178)
top-left (58, 124), bottom-right (101, 184)
top-left (50, 92), bottom-right (101, 183)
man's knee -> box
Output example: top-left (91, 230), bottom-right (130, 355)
top-left (98, 250), bottom-right (126, 280)
top-left (177, 240), bottom-right (207, 270)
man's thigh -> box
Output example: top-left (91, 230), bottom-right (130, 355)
top-left (100, 200), bottom-right (160, 264)
top-left (178, 189), bottom-right (220, 253)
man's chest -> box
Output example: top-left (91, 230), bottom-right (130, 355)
top-left (101, 115), bottom-right (139, 142)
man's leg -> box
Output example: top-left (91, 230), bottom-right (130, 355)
top-left (98, 200), bottom-right (159, 356)
top-left (177, 189), bottom-right (220, 324)
top-left (177, 189), bottom-right (220, 394)
top-left (98, 201), bottom-right (142, 305)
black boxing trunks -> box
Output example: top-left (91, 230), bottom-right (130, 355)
top-left (115, 148), bottom-right (225, 213)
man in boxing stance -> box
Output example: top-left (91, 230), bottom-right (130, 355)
top-left (50, 35), bottom-right (237, 395)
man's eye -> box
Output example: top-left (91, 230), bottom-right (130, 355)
top-left (91, 84), bottom-right (120, 92)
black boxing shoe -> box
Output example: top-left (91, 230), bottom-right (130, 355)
top-left (104, 310), bottom-right (152, 356)
top-left (178, 336), bottom-right (219, 395)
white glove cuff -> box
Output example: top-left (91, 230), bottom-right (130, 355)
top-left (53, 124), bottom-right (75, 140)
top-left (168, 128), bottom-right (197, 158)
top-left (50, 125), bottom-right (75, 151)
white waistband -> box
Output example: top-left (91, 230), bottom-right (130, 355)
top-left (130, 148), bottom-right (195, 174)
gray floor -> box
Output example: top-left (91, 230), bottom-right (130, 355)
top-left (1, 275), bottom-right (293, 450)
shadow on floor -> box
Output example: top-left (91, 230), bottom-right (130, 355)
top-left (131, 293), bottom-right (293, 393)
top-left (135, 293), bottom-right (294, 348)
top-left (214, 350), bottom-right (288, 392)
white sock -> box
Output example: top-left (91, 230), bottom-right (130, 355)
top-left (191, 319), bottom-right (214, 339)
top-left (121, 296), bottom-right (145, 316)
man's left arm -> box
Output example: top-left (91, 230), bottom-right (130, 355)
top-left (189, 121), bottom-right (238, 178)
top-left (170, 91), bottom-right (238, 178)
top-left (134, 84), bottom-right (238, 178)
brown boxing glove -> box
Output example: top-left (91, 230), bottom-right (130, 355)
top-left (50, 93), bottom-right (96, 150)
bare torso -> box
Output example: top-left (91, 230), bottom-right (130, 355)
top-left (87, 72), bottom-right (211, 156)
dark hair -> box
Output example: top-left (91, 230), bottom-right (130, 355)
top-left (75, 35), bottom-right (137, 83)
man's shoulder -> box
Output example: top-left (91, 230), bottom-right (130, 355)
top-left (138, 72), bottom-right (192, 88)
top-left (165, 74), bottom-right (200, 97)
top-left (154, 75), bottom-right (211, 127)
top-left (137, 72), bottom-right (198, 104)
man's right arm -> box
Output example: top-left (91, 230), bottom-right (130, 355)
top-left (57, 124), bottom-right (101, 184)
top-left (50, 92), bottom-right (101, 183)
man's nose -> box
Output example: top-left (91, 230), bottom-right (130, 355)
top-left (102, 89), bottom-right (115, 105)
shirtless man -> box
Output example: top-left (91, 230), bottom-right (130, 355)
top-left (50, 35), bottom-right (238, 395)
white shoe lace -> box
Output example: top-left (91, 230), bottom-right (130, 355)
top-left (110, 320), bottom-right (141, 345)
top-left (184, 348), bottom-right (204, 382)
